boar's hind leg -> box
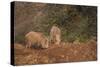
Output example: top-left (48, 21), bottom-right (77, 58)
top-left (26, 41), bottom-right (31, 48)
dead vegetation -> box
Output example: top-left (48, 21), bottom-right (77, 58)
top-left (14, 40), bottom-right (97, 65)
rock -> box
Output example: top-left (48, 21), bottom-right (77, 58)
top-left (60, 55), bottom-right (65, 58)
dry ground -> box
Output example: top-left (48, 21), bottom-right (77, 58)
top-left (14, 40), bottom-right (97, 65)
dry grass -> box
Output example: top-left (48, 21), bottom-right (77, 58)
top-left (14, 40), bottom-right (97, 65)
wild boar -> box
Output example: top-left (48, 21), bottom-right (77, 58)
top-left (50, 25), bottom-right (61, 45)
top-left (25, 31), bottom-right (49, 49)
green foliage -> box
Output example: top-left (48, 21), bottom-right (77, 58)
top-left (15, 35), bottom-right (25, 43)
top-left (14, 2), bottom-right (97, 43)
top-left (77, 34), bottom-right (89, 42)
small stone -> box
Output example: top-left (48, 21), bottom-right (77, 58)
top-left (74, 50), bottom-right (78, 54)
top-left (61, 55), bottom-right (65, 58)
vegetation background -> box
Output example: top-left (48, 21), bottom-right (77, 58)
top-left (13, 2), bottom-right (97, 65)
top-left (14, 2), bottom-right (97, 43)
